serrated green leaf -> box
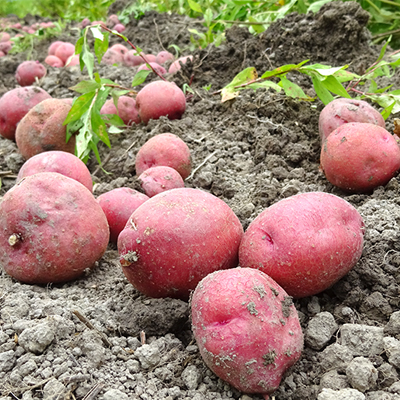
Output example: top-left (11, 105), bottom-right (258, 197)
top-left (247, 81), bottom-right (282, 92)
top-left (261, 60), bottom-right (309, 79)
top-left (279, 76), bottom-right (309, 99)
top-left (75, 37), bottom-right (84, 54)
top-left (225, 67), bottom-right (258, 88)
top-left (188, 0), bottom-right (202, 13)
top-left (91, 109), bottom-right (111, 148)
top-left (70, 80), bottom-right (101, 94)
top-left (90, 26), bottom-right (104, 40)
top-left (131, 69), bottom-right (152, 87)
top-left (63, 92), bottom-right (96, 125)
top-left (320, 76), bottom-right (351, 98)
top-left (310, 73), bottom-right (334, 105)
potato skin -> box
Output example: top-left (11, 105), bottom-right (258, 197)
top-left (136, 80), bottom-right (186, 124)
top-left (239, 192), bottom-right (365, 298)
top-left (138, 166), bottom-right (185, 197)
top-left (118, 188), bottom-right (244, 300)
top-left (15, 98), bottom-right (75, 159)
top-left (0, 172), bottom-right (109, 284)
top-left (100, 96), bottom-right (140, 125)
top-left (320, 122), bottom-right (400, 192)
top-left (17, 150), bottom-right (93, 192)
top-left (97, 187), bottom-right (149, 243)
top-left (135, 133), bottom-right (192, 179)
top-left (15, 61), bottom-right (47, 87)
top-left (0, 86), bottom-right (52, 141)
top-left (319, 98), bottom-right (385, 142)
top-left (192, 268), bottom-right (303, 398)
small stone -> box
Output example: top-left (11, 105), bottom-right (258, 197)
top-left (385, 311), bottom-right (400, 336)
top-left (318, 388), bottom-right (365, 400)
top-left (346, 357), bottom-right (378, 392)
top-left (339, 324), bottom-right (384, 356)
top-left (135, 343), bottom-right (161, 369)
top-left (319, 370), bottom-right (349, 391)
top-left (42, 378), bottom-right (67, 400)
top-left (319, 343), bottom-right (354, 373)
top-left (18, 321), bottom-right (55, 355)
top-left (383, 337), bottom-right (400, 369)
top-left (306, 312), bottom-right (338, 350)
top-left (0, 350), bottom-right (16, 372)
top-left (102, 389), bottom-right (129, 400)
top-left (377, 362), bottom-right (399, 388)
top-left (181, 365), bottom-right (201, 390)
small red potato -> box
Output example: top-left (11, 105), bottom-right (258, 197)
top-left (65, 54), bottom-right (79, 67)
top-left (138, 166), bottom-right (185, 197)
top-left (319, 98), bottom-right (385, 142)
top-left (107, 14), bottom-right (120, 28)
top-left (118, 188), bottom-right (244, 300)
top-left (0, 32), bottom-right (10, 42)
top-left (15, 98), bottom-right (75, 159)
top-left (17, 150), bottom-right (93, 192)
top-left (239, 192), bottom-right (365, 298)
top-left (0, 51), bottom-right (5, 58)
top-left (45, 55), bottom-right (64, 67)
top-left (15, 61), bottom-right (46, 86)
top-left (124, 50), bottom-right (144, 67)
top-left (192, 268), bottom-right (304, 400)
top-left (135, 80), bottom-right (186, 124)
top-left (135, 133), bottom-right (192, 179)
top-left (320, 122), bottom-right (400, 192)
top-left (144, 54), bottom-right (157, 63)
top-left (110, 44), bottom-right (128, 56)
top-left (100, 96), bottom-right (140, 125)
top-left (137, 62), bottom-right (166, 76)
top-left (0, 172), bottom-right (109, 284)
top-left (102, 48), bottom-right (124, 65)
top-left (81, 18), bottom-right (91, 29)
top-left (54, 42), bottom-right (75, 64)
top-left (0, 41), bottom-right (12, 54)
top-left (97, 187), bottom-right (149, 243)
top-left (168, 55), bottom-right (193, 74)
top-left (0, 86), bottom-right (52, 141)
top-left (113, 23), bottom-right (125, 33)
top-left (48, 41), bottom-right (64, 56)
top-left (156, 51), bottom-right (174, 64)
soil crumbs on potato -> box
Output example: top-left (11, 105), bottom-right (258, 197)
top-left (1, 2), bottom-right (400, 400)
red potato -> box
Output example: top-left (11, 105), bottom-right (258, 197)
top-left (102, 48), bottom-right (124, 65)
top-left (144, 54), bottom-right (157, 63)
top-left (97, 187), bottom-right (149, 243)
top-left (60, 98), bottom-right (74, 105)
top-left (107, 14), bottom-right (120, 28)
top-left (192, 268), bottom-right (304, 400)
top-left (15, 61), bottom-right (46, 86)
top-left (0, 86), bottom-right (52, 141)
top-left (113, 23), bottom-right (125, 33)
top-left (110, 43), bottom-right (128, 56)
top-left (15, 98), bottom-right (75, 160)
top-left (156, 50), bottom-right (174, 64)
top-left (100, 96), bottom-right (140, 125)
top-left (137, 62), bottom-right (166, 76)
top-left (54, 42), bottom-right (75, 64)
top-left (48, 40), bottom-right (64, 56)
top-left (124, 50), bottom-right (144, 67)
top-left (17, 150), bottom-right (93, 192)
top-left (135, 133), bottom-right (192, 179)
top-left (168, 55), bottom-right (193, 74)
top-left (239, 192), bottom-right (365, 298)
top-left (118, 188), bottom-right (244, 300)
top-left (81, 18), bottom-right (91, 29)
top-left (0, 51), bottom-right (5, 58)
top-left (0, 172), bottom-right (109, 284)
top-left (44, 55), bottom-right (64, 67)
top-left (138, 166), bottom-right (185, 197)
top-left (0, 41), bottom-right (12, 54)
top-left (0, 32), bottom-right (10, 42)
top-left (65, 54), bottom-right (79, 67)
top-left (135, 80), bottom-right (186, 124)
top-left (320, 122), bottom-right (400, 192)
top-left (319, 98), bottom-right (385, 142)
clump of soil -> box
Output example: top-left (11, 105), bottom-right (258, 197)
top-left (1, 2), bottom-right (400, 400)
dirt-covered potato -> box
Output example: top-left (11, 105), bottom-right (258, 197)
top-left (15, 60), bottom-right (47, 86)
top-left (15, 98), bottom-right (75, 159)
top-left (0, 172), bottom-right (109, 284)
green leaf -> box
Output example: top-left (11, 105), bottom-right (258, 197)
top-left (279, 76), bottom-right (309, 99)
top-left (381, 100), bottom-right (396, 120)
top-left (320, 76), bottom-right (351, 98)
top-left (204, 8), bottom-right (213, 26)
top-left (261, 60), bottom-right (309, 79)
top-left (131, 69), bottom-right (151, 87)
top-left (225, 67), bottom-right (258, 88)
top-left (108, 125), bottom-right (124, 134)
top-left (366, 39), bottom-right (390, 73)
top-left (82, 46), bottom-right (95, 79)
top-left (69, 80), bottom-right (101, 94)
top-left (307, 0), bottom-right (332, 13)
top-left (90, 26), bottom-right (104, 40)
top-left (248, 16), bottom-right (265, 34)
top-left (94, 32), bottom-right (109, 64)
top-left (63, 92), bottom-right (96, 125)
top-left (247, 80), bottom-right (282, 92)
top-left (310, 73), bottom-right (334, 105)
top-left (91, 108), bottom-right (111, 148)
top-left (188, 0), bottom-right (202, 13)
top-left (75, 36), bottom-right (84, 54)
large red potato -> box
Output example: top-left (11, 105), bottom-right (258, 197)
top-left (320, 122), bottom-right (400, 192)
top-left (97, 187), bottom-right (149, 243)
top-left (192, 268), bottom-right (304, 400)
top-left (15, 61), bottom-right (47, 86)
top-left (135, 80), bottom-right (186, 124)
top-left (135, 133), bottom-right (192, 179)
top-left (17, 150), bottom-right (93, 192)
top-left (118, 188), bottom-right (244, 300)
top-left (100, 96), bottom-right (140, 125)
top-left (319, 98), bottom-right (385, 142)
top-left (15, 98), bottom-right (75, 159)
top-left (239, 192), bottom-right (365, 298)
top-left (0, 86), bottom-right (52, 141)
top-left (0, 172), bottom-right (109, 284)
top-left (138, 166), bottom-right (185, 197)
top-left (102, 48), bottom-right (124, 65)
